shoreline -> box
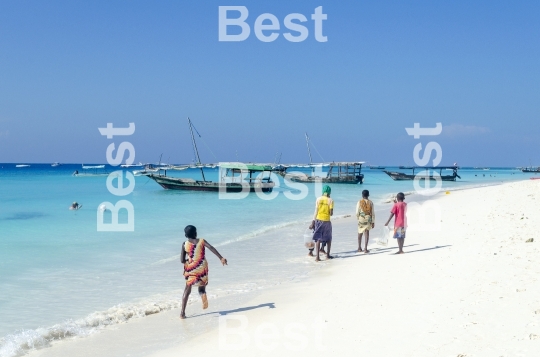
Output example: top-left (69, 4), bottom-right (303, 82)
top-left (20, 179), bottom-right (540, 357)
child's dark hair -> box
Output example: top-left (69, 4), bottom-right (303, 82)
top-left (184, 225), bottom-right (197, 238)
top-left (396, 192), bottom-right (405, 201)
top-left (362, 189), bottom-right (369, 198)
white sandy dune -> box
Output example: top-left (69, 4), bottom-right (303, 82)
top-left (27, 180), bottom-right (540, 357)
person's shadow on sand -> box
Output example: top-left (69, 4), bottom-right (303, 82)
top-left (190, 303), bottom-right (275, 318)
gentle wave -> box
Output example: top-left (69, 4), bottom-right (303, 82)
top-left (0, 293), bottom-right (184, 357)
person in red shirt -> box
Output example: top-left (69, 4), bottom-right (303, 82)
top-left (384, 192), bottom-right (407, 254)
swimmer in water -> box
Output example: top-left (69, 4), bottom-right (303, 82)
top-left (69, 202), bottom-right (81, 210)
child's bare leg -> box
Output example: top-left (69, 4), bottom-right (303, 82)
top-left (357, 233), bottom-right (363, 252)
top-left (364, 230), bottom-right (370, 253)
top-left (399, 238), bottom-right (405, 253)
top-left (308, 248), bottom-right (314, 256)
top-left (199, 285), bottom-right (208, 309)
top-left (326, 241), bottom-right (333, 259)
top-left (395, 238), bottom-right (405, 254)
top-left (320, 242), bottom-right (327, 254)
top-left (315, 241), bottom-right (321, 261)
top-left (180, 284), bottom-right (192, 318)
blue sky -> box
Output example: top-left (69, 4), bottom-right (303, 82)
top-left (0, 1), bottom-right (538, 166)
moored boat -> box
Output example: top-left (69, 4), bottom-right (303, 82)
top-left (147, 118), bottom-right (275, 193)
top-left (73, 165), bottom-right (117, 177)
top-left (148, 163), bottom-right (275, 192)
top-left (277, 162), bottom-right (365, 184)
top-left (133, 164), bottom-right (160, 176)
top-left (384, 166), bottom-right (461, 181)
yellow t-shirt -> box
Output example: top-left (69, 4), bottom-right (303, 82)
top-left (315, 195), bottom-right (334, 221)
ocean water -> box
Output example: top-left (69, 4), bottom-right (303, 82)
top-left (0, 163), bottom-right (532, 356)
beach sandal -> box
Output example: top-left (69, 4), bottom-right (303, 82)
top-left (201, 293), bottom-right (208, 309)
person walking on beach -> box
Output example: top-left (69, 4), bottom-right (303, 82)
top-left (356, 190), bottom-right (375, 253)
top-left (180, 225), bottom-right (227, 319)
top-left (384, 192), bottom-right (407, 254)
top-left (309, 185), bottom-right (334, 261)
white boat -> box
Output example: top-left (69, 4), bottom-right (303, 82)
top-left (15, 164), bottom-right (30, 168)
top-left (74, 165), bottom-right (117, 177)
top-left (51, 162), bottom-right (61, 167)
top-left (133, 164), bottom-right (160, 176)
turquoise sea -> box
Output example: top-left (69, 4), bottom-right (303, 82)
top-left (0, 163), bottom-right (533, 356)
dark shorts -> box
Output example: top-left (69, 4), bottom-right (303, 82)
top-left (313, 220), bottom-right (332, 243)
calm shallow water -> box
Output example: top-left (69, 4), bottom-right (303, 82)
top-left (0, 163), bottom-right (530, 356)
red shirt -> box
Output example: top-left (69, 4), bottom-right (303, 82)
top-left (391, 201), bottom-right (407, 228)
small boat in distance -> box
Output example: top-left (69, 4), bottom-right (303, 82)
top-left (522, 167), bottom-right (540, 173)
top-left (384, 166), bottom-right (461, 181)
top-left (399, 166), bottom-right (414, 169)
top-left (368, 166), bottom-right (385, 170)
top-left (51, 162), bottom-right (61, 167)
top-left (73, 165), bottom-right (116, 177)
top-left (15, 164), bottom-right (30, 168)
top-left (133, 164), bottom-right (160, 176)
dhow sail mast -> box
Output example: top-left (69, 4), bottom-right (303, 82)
top-left (305, 132), bottom-right (313, 165)
top-left (188, 117), bottom-right (206, 181)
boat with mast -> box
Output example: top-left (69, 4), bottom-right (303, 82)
top-left (275, 133), bottom-right (365, 184)
top-left (146, 118), bottom-right (275, 192)
top-left (384, 166), bottom-right (461, 181)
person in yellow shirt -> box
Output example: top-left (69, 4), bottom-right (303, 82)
top-left (308, 185), bottom-right (334, 261)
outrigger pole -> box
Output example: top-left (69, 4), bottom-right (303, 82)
top-left (188, 117), bottom-right (206, 181)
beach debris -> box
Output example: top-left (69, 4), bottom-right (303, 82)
top-left (530, 334), bottom-right (539, 340)
top-left (526, 238), bottom-right (534, 243)
top-left (535, 309), bottom-right (540, 315)
top-left (516, 288), bottom-right (526, 292)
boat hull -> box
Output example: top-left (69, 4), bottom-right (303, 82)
top-left (288, 175), bottom-right (364, 184)
top-left (148, 175), bottom-right (275, 192)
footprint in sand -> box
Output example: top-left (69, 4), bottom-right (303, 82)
top-left (530, 334), bottom-right (539, 340)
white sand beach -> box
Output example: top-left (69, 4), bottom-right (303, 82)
top-left (27, 180), bottom-right (540, 357)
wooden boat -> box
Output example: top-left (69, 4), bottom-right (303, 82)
top-left (274, 133), bottom-right (365, 184)
top-left (147, 118), bottom-right (275, 192)
top-left (148, 162), bottom-right (275, 192)
top-left (277, 162), bottom-right (365, 184)
top-left (384, 166), bottom-right (461, 181)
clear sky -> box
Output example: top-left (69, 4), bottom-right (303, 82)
top-left (0, 0), bottom-right (539, 166)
